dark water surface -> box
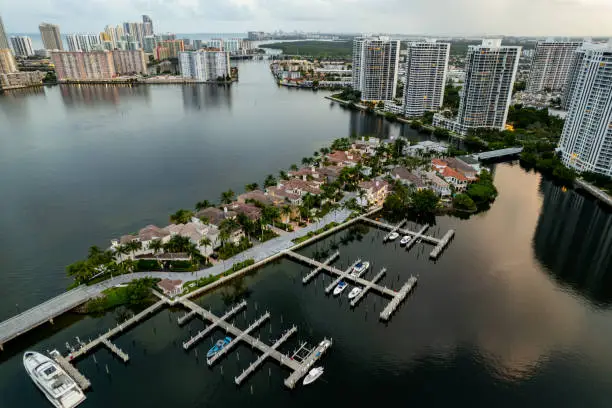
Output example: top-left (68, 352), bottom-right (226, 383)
top-left (1, 62), bottom-right (612, 407)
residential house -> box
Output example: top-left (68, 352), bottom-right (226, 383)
top-left (456, 155), bottom-right (482, 174)
top-left (267, 178), bottom-right (323, 206)
top-left (111, 224), bottom-right (171, 258)
top-left (163, 218), bottom-right (222, 256)
top-left (352, 137), bottom-right (380, 156)
top-left (389, 167), bottom-right (427, 190)
top-left (237, 190), bottom-right (281, 207)
top-left (318, 165), bottom-right (343, 183)
top-left (195, 207), bottom-right (237, 227)
top-left (287, 166), bottom-right (324, 183)
top-left (157, 279), bottom-right (183, 297)
top-left (432, 157), bottom-right (478, 181)
top-left (423, 171), bottom-right (452, 197)
top-left (227, 202), bottom-right (262, 222)
top-left (440, 167), bottom-right (469, 191)
top-left (358, 180), bottom-right (389, 206)
top-left (325, 150), bottom-right (361, 167)
top-left (405, 141), bottom-right (448, 157)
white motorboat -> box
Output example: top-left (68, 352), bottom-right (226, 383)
top-left (400, 235), bottom-right (411, 246)
top-left (351, 261), bottom-right (370, 277)
top-left (333, 281), bottom-right (348, 295)
top-left (303, 367), bottom-right (324, 385)
top-left (387, 232), bottom-right (400, 241)
top-left (23, 351), bottom-right (86, 408)
top-left (348, 287), bottom-right (362, 299)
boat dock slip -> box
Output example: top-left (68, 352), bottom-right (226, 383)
top-left (206, 312), bottom-right (271, 365)
top-left (68, 298), bottom-right (166, 361)
top-left (350, 268), bottom-right (386, 307)
top-left (380, 276), bottom-right (418, 321)
top-left (324, 259), bottom-right (362, 294)
top-left (49, 350), bottom-right (91, 390)
top-left (181, 300), bottom-right (247, 349)
top-left (429, 230), bottom-right (455, 259)
top-left (177, 310), bottom-right (197, 326)
top-left (302, 251), bottom-right (340, 283)
top-left (234, 326), bottom-right (297, 385)
top-left (177, 299), bottom-right (332, 388)
top-left (284, 338), bottom-right (333, 389)
top-left (383, 219), bottom-right (407, 241)
top-left (405, 225), bottom-right (430, 252)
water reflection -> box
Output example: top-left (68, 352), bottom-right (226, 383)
top-left (181, 84), bottom-right (232, 111)
top-left (59, 84), bottom-right (150, 107)
top-left (0, 86), bottom-right (46, 122)
top-left (533, 179), bottom-right (612, 306)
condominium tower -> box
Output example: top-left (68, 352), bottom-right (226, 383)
top-left (51, 51), bottom-right (115, 80)
top-left (10, 36), bottom-right (34, 57)
top-left (433, 39), bottom-right (520, 135)
top-left (66, 33), bottom-right (101, 52)
top-left (352, 36), bottom-right (400, 101)
top-left (179, 51), bottom-right (230, 81)
top-left (142, 15), bottom-right (154, 36)
top-left (112, 50), bottom-right (147, 75)
top-left (403, 41), bottom-right (450, 118)
top-left (0, 48), bottom-right (17, 74)
top-left (0, 15), bottom-right (9, 49)
top-left (39, 23), bottom-right (63, 50)
top-left (558, 41), bottom-right (612, 176)
top-left (526, 40), bottom-right (582, 93)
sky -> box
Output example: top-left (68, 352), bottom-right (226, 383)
top-left (2, 0), bottom-right (612, 37)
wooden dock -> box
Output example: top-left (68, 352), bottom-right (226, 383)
top-left (177, 299), bottom-right (332, 388)
top-left (429, 230), bottom-right (455, 259)
top-left (379, 276), bottom-right (418, 321)
top-left (383, 219), bottom-right (407, 241)
top-left (404, 225), bottom-right (430, 252)
top-left (324, 259), bottom-right (362, 294)
top-left (302, 251), bottom-right (339, 283)
top-left (182, 300), bottom-right (247, 350)
top-left (50, 350), bottom-right (91, 390)
top-left (177, 310), bottom-right (197, 326)
top-left (350, 268), bottom-right (386, 307)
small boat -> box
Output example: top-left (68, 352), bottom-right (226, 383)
top-left (351, 261), bottom-right (370, 276)
top-left (333, 281), bottom-right (348, 295)
top-left (348, 287), bottom-right (362, 299)
top-left (400, 235), bottom-right (411, 246)
top-left (303, 367), bottom-right (324, 385)
top-left (387, 232), bottom-right (400, 241)
top-left (207, 336), bottom-right (232, 359)
top-left (23, 351), bottom-right (86, 408)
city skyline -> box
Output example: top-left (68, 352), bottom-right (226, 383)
top-left (1, 0), bottom-right (612, 37)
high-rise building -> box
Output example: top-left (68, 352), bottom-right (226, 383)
top-left (402, 40), bottom-right (450, 118)
top-left (155, 40), bottom-right (184, 59)
top-left (51, 51), bottom-right (115, 80)
top-left (0, 15), bottom-right (9, 49)
top-left (10, 36), bottom-right (35, 57)
top-left (433, 39), bottom-right (520, 135)
top-left (179, 50), bottom-right (230, 82)
top-left (66, 33), bottom-right (101, 52)
top-left (143, 36), bottom-right (156, 53)
top-left (247, 31), bottom-right (265, 41)
top-left (0, 48), bottom-right (18, 74)
top-left (112, 49), bottom-right (147, 75)
top-left (526, 39), bottom-right (582, 93)
top-left (558, 41), bottom-right (612, 177)
top-left (39, 23), bottom-right (63, 50)
top-left (104, 25), bottom-right (118, 49)
top-left (142, 15), bottom-right (154, 36)
top-left (193, 40), bottom-right (204, 50)
top-left (352, 36), bottom-right (400, 101)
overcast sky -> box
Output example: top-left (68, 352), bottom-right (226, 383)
top-left (3, 0), bottom-right (612, 36)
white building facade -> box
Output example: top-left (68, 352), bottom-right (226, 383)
top-left (558, 42), bottom-right (612, 177)
top-left (403, 41), bottom-right (450, 118)
top-left (433, 39), bottom-right (520, 135)
top-left (66, 33), bottom-right (101, 52)
top-left (526, 40), bottom-right (582, 93)
top-left (352, 36), bottom-right (400, 101)
top-left (10, 36), bottom-right (34, 57)
top-left (179, 50), bottom-right (230, 82)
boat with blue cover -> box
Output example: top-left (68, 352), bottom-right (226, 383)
top-left (207, 336), bottom-right (232, 359)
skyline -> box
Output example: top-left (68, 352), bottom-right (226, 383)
top-left (1, 0), bottom-right (612, 37)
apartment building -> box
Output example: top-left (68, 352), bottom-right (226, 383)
top-left (10, 36), bottom-right (34, 57)
top-left (526, 40), bottom-right (582, 93)
top-left (352, 36), bottom-right (400, 101)
top-left (39, 22), bottom-right (63, 50)
top-left (51, 51), bottom-right (116, 80)
top-left (179, 50), bottom-right (230, 82)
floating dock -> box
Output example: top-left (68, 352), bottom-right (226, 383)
top-left (182, 300), bottom-right (247, 350)
top-left (380, 276), bottom-right (418, 321)
top-left (383, 219), bottom-right (407, 241)
top-left (324, 259), bottom-right (362, 294)
top-left (350, 268), bottom-right (386, 307)
top-left (302, 251), bottom-right (339, 283)
top-left (50, 350), bottom-right (92, 390)
top-left (178, 299), bottom-right (332, 388)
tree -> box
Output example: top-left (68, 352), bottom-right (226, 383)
top-left (245, 183), bottom-right (259, 192)
top-left (220, 189), bottom-right (236, 204)
top-left (279, 170), bottom-right (289, 180)
top-left (290, 164), bottom-right (298, 171)
top-left (466, 171), bottom-right (498, 203)
top-left (281, 205), bottom-right (292, 223)
top-left (164, 235), bottom-right (191, 253)
top-left (195, 200), bottom-right (212, 211)
top-left (410, 189), bottom-right (440, 214)
top-left (170, 209), bottom-right (194, 224)
top-left (262, 205), bottom-right (281, 228)
top-left (150, 239), bottom-right (163, 256)
top-left (115, 244), bottom-right (130, 262)
top-left (264, 174), bottom-right (277, 188)
top-left (126, 241), bottom-right (142, 258)
top-left (199, 237), bottom-right (212, 255)
top-left (453, 193), bottom-right (476, 211)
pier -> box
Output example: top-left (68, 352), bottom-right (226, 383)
top-left (286, 251), bottom-right (417, 321)
top-left (324, 259), bottom-right (362, 294)
top-left (50, 350), bottom-right (92, 390)
top-left (177, 299), bottom-right (332, 388)
top-left (302, 251), bottom-right (339, 283)
top-left (383, 219), bottom-right (407, 241)
top-left (181, 300), bottom-right (247, 349)
top-left (361, 218), bottom-right (455, 259)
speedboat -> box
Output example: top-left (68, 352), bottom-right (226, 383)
top-left (333, 281), bottom-right (348, 295)
top-left (400, 235), bottom-right (411, 246)
top-left (207, 336), bottom-right (232, 359)
top-left (23, 351), bottom-right (86, 408)
top-left (351, 261), bottom-right (370, 276)
top-left (303, 366), bottom-right (324, 385)
top-left (387, 232), bottom-right (400, 241)
top-left (348, 287), bottom-right (362, 299)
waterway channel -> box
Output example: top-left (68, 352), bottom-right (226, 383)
top-left (1, 61), bottom-right (612, 407)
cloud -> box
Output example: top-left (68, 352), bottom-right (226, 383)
top-left (2, 0), bottom-right (611, 35)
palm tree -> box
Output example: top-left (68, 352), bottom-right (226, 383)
top-left (150, 239), bottom-right (163, 256)
top-left (195, 200), bottom-right (212, 211)
top-left (290, 164), bottom-right (298, 171)
top-left (170, 209), bottom-right (194, 224)
top-left (199, 237), bottom-right (212, 256)
top-left (219, 229), bottom-right (231, 247)
top-left (220, 189), bottom-right (235, 204)
top-left (301, 157), bottom-right (311, 166)
top-left (115, 244), bottom-right (130, 262)
top-left (264, 174), bottom-right (277, 188)
top-left (245, 183), bottom-right (259, 192)
top-left (120, 259), bottom-right (135, 274)
top-left (281, 205), bottom-right (292, 224)
top-left (279, 170), bottom-right (288, 180)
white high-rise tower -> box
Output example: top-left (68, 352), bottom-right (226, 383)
top-left (526, 39), bottom-right (582, 93)
top-left (352, 36), bottom-right (400, 101)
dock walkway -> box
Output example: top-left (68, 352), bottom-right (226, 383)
top-left (50, 350), bottom-right (92, 390)
top-left (181, 300), bottom-right (247, 349)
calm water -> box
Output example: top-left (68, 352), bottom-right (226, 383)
top-left (1, 62), bottom-right (612, 407)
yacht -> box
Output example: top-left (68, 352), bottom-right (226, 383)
top-left (207, 336), bottom-right (232, 359)
top-left (23, 351), bottom-right (86, 408)
top-left (400, 235), bottom-right (411, 246)
top-left (348, 287), bottom-right (362, 299)
top-left (387, 232), bottom-right (400, 241)
top-left (351, 261), bottom-right (370, 276)
top-left (333, 281), bottom-right (348, 295)
top-left (303, 367), bottom-right (324, 385)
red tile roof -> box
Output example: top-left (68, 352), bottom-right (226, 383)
top-left (441, 166), bottom-right (469, 182)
